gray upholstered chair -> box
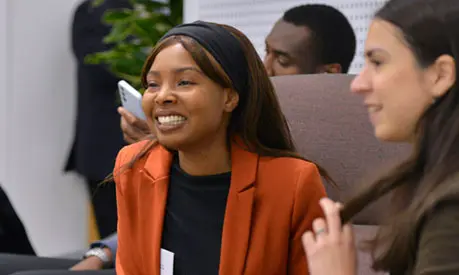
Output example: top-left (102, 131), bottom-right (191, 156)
top-left (271, 74), bottom-right (410, 275)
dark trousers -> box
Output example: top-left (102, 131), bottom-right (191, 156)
top-left (0, 254), bottom-right (115, 275)
top-left (88, 180), bottom-right (117, 239)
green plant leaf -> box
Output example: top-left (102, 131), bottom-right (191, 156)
top-left (113, 60), bottom-right (142, 76)
top-left (84, 53), bottom-right (102, 64)
top-left (169, 0), bottom-right (183, 24)
top-left (91, 0), bottom-right (105, 7)
top-left (132, 18), bottom-right (165, 43)
top-left (85, 0), bottom-right (183, 91)
top-left (103, 9), bottom-right (133, 23)
top-left (102, 23), bottom-right (131, 44)
top-left (85, 50), bottom-right (119, 64)
top-left (135, 0), bottom-right (168, 11)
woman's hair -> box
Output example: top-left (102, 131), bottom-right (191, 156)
top-left (117, 22), bottom-right (332, 182)
top-left (340, 0), bottom-right (459, 272)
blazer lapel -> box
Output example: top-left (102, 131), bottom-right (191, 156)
top-left (139, 146), bottom-right (173, 274)
top-left (219, 141), bottom-right (258, 275)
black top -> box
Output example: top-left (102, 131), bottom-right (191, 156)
top-left (161, 157), bottom-right (231, 275)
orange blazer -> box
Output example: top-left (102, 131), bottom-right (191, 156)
top-left (114, 140), bottom-right (326, 275)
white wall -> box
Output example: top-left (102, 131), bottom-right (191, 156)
top-left (184, 0), bottom-right (388, 74)
top-left (184, 0), bottom-right (200, 23)
top-left (0, 0), bottom-right (89, 256)
top-left (0, 0), bottom-right (7, 186)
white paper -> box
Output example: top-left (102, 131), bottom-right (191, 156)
top-left (160, 248), bottom-right (174, 275)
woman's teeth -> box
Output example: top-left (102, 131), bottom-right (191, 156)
top-left (157, 115), bottom-right (186, 125)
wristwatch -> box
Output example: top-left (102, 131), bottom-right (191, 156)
top-left (83, 247), bottom-right (112, 268)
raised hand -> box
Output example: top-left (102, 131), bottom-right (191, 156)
top-left (302, 198), bottom-right (357, 275)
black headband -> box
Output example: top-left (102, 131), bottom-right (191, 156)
top-left (159, 21), bottom-right (249, 95)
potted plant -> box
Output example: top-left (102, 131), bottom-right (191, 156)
top-left (86, 0), bottom-right (183, 91)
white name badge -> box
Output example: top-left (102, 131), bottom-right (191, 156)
top-left (160, 248), bottom-right (174, 275)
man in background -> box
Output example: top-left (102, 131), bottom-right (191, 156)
top-left (264, 4), bottom-right (356, 76)
top-left (64, 0), bottom-right (130, 239)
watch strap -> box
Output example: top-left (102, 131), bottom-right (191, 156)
top-left (83, 247), bottom-right (111, 267)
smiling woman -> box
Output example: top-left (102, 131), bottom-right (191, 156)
top-left (111, 21), bottom-right (328, 275)
top-left (142, 40), bottom-right (236, 159)
top-left (301, 0), bottom-right (459, 274)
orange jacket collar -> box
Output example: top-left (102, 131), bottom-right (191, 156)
top-left (140, 138), bottom-right (258, 192)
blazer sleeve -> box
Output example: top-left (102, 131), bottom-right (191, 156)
top-left (114, 141), bottom-right (152, 275)
top-left (288, 163), bottom-right (327, 275)
top-left (114, 147), bottom-right (128, 275)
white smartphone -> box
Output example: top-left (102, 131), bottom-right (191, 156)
top-left (118, 80), bottom-right (147, 120)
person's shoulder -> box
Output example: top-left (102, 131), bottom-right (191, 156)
top-left (258, 155), bottom-right (324, 195)
top-left (417, 190), bottom-right (459, 247)
top-left (256, 155), bottom-right (326, 226)
top-left (413, 199), bottom-right (459, 274)
top-left (117, 140), bottom-right (161, 165)
top-left (422, 173), bottom-right (459, 225)
top-left (119, 140), bottom-right (151, 155)
top-left (114, 140), bottom-right (166, 195)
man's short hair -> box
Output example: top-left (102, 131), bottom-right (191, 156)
top-left (283, 4), bottom-right (356, 73)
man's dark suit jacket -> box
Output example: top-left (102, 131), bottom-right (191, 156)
top-left (0, 185), bottom-right (35, 255)
top-left (65, 0), bottom-right (130, 181)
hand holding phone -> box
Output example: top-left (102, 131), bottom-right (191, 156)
top-left (118, 106), bottom-right (151, 144)
top-left (118, 80), bottom-right (146, 120)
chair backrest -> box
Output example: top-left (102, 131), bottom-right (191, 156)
top-left (271, 74), bottom-right (411, 225)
